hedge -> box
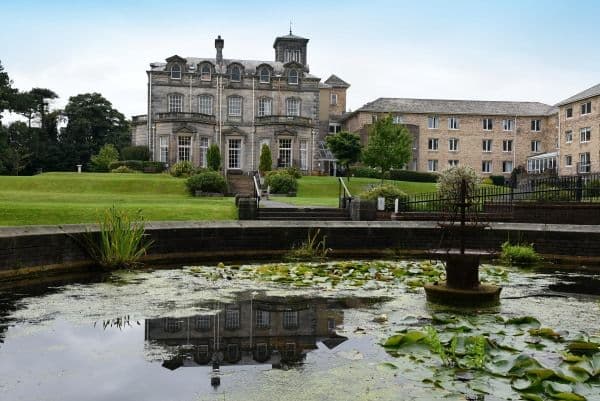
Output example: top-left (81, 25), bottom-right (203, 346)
top-left (185, 171), bottom-right (227, 194)
top-left (388, 169), bottom-right (438, 183)
top-left (120, 146), bottom-right (150, 161)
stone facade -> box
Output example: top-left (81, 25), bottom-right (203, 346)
top-left (132, 33), bottom-right (349, 175)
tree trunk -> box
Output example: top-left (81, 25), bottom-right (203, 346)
top-left (346, 163), bottom-right (350, 182)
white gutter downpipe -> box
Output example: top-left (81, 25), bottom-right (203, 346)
top-left (147, 71), bottom-right (153, 160)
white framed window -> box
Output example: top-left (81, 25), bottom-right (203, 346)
top-left (565, 155), bottom-right (572, 167)
top-left (199, 137), bottom-right (209, 168)
top-left (200, 64), bottom-right (211, 81)
top-left (282, 310), bottom-right (298, 329)
top-left (178, 136), bottom-right (191, 162)
top-left (482, 160), bottom-right (492, 173)
top-left (159, 136), bottom-right (169, 163)
top-left (198, 95), bottom-right (213, 115)
top-left (483, 118), bottom-right (493, 130)
top-left (531, 119), bottom-right (541, 131)
top-left (502, 160), bottom-right (513, 173)
top-left (482, 139), bottom-right (492, 152)
top-left (256, 310), bottom-right (270, 328)
top-left (228, 139), bottom-right (241, 169)
top-left (286, 98), bottom-right (300, 117)
top-left (428, 116), bottom-right (439, 129)
top-left (259, 67), bottom-right (270, 83)
top-left (164, 318), bottom-right (182, 332)
top-left (294, 49), bottom-right (301, 62)
top-left (225, 306), bottom-right (240, 329)
top-left (228, 96), bottom-right (242, 117)
top-left (448, 116), bottom-right (459, 130)
top-left (427, 159), bottom-right (438, 172)
top-left (566, 107), bottom-right (573, 118)
top-left (565, 130), bottom-right (573, 143)
top-left (330, 93), bottom-right (338, 105)
top-left (278, 138), bottom-right (292, 168)
top-left (329, 123), bottom-right (341, 134)
top-left (170, 64), bottom-right (181, 79)
top-left (502, 139), bottom-right (512, 152)
top-left (448, 160), bottom-right (459, 167)
top-left (195, 315), bottom-right (211, 330)
top-left (448, 138), bottom-right (459, 152)
top-left (502, 119), bottom-right (513, 131)
top-left (531, 140), bottom-right (541, 153)
top-left (428, 138), bottom-right (439, 151)
top-left (581, 101), bottom-right (592, 115)
top-left (230, 65), bottom-right (241, 82)
top-left (580, 127), bottom-right (591, 143)
top-left (168, 94), bottom-right (183, 112)
top-left (288, 70), bottom-right (299, 85)
top-left (579, 152), bottom-right (591, 173)
top-left (258, 97), bottom-right (272, 117)
top-left (300, 140), bottom-right (308, 171)
top-left (393, 115), bottom-right (404, 124)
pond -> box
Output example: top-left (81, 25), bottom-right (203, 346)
top-left (0, 260), bottom-right (599, 401)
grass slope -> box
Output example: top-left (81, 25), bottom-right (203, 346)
top-left (0, 173), bottom-right (236, 226)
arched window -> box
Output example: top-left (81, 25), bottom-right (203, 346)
top-left (230, 65), bottom-right (241, 82)
top-left (200, 64), bottom-right (211, 81)
top-left (259, 67), bottom-right (270, 83)
top-left (286, 98), bottom-right (300, 117)
top-left (170, 64), bottom-right (181, 79)
top-left (288, 69), bottom-right (298, 85)
top-left (257, 97), bottom-right (272, 117)
top-left (198, 95), bottom-right (213, 115)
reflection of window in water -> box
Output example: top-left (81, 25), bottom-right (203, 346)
top-left (196, 344), bottom-right (210, 364)
top-left (195, 315), bottom-right (211, 330)
top-left (255, 310), bottom-right (270, 328)
top-left (164, 318), bottom-right (182, 332)
top-left (225, 306), bottom-right (240, 329)
top-left (328, 318), bottom-right (336, 332)
top-left (255, 343), bottom-right (269, 362)
top-left (226, 344), bottom-right (240, 362)
top-left (282, 310), bottom-right (298, 329)
top-left (284, 342), bottom-right (296, 359)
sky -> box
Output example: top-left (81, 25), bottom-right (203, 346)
top-left (2, 0), bottom-right (600, 121)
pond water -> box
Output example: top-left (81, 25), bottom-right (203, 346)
top-left (0, 260), bottom-right (599, 401)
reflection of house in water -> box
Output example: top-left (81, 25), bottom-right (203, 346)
top-left (144, 295), bottom-right (348, 369)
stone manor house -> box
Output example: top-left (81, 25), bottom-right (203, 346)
top-left (131, 32), bottom-right (348, 175)
top-left (132, 32), bottom-right (600, 177)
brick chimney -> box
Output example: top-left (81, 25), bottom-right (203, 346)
top-left (215, 35), bottom-right (224, 65)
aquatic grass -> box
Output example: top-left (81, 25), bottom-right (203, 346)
top-left (82, 206), bottom-right (153, 269)
top-left (500, 241), bottom-right (542, 266)
top-left (285, 228), bottom-right (331, 262)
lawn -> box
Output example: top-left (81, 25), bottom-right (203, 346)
top-left (271, 176), bottom-right (437, 207)
top-left (0, 172), bottom-right (237, 226)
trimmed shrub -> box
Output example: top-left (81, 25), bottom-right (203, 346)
top-left (90, 144), bottom-right (119, 172)
top-left (285, 166), bottom-right (302, 179)
top-left (185, 171), bottom-right (227, 194)
top-left (259, 144), bottom-right (272, 173)
top-left (500, 241), bottom-right (541, 266)
top-left (207, 144), bottom-right (221, 171)
top-left (535, 186), bottom-right (572, 202)
top-left (120, 146), bottom-right (149, 161)
top-left (170, 161), bottom-right (195, 178)
top-left (490, 175), bottom-right (506, 186)
top-left (108, 160), bottom-right (144, 172)
top-left (350, 166), bottom-right (382, 179)
top-left (359, 184), bottom-right (408, 211)
top-left (111, 166), bottom-right (138, 173)
top-left (585, 179), bottom-right (600, 197)
top-left (388, 169), bottom-right (438, 183)
top-left (265, 172), bottom-right (298, 194)
top-left (142, 161), bottom-right (166, 173)
top-left (482, 177), bottom-right (494, 186)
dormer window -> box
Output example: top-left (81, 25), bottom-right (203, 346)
top-left (170, 64), bottom-right (181, 79)
top-left (200, 64), bottom-right (211, 81)
top-left (230, 66), bottom-right (241, 82)
top-left (259, 67), bottom-right (270, 83)
top-left (288, 70), bottom-right (299, 85)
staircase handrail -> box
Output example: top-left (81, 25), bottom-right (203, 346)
top-left (338, 177), bottom-right (352, 208)
top-left (253, 173), bottom-right (261, 208)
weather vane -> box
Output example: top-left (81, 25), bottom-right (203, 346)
top-left (289, 20), bottom-right (292, 35)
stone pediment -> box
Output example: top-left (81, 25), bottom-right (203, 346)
top-left (223, 126), bottom-right (247, 137)
top-left (274, 128), bottom-right (297, 137)
top-left (174, 125), bottom-right (196, 134)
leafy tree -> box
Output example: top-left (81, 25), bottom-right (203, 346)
top-left (326, 131), bottom-right (362, 182)
top-left (362, 115), bottom-right (412, 183)
top-left (206, 144), bottom-right (221, 171)
top-left (259, 143), bottom-right (272, 173)
top-left (120, 145), bottom-right (150, 161)
top-left (90, 144), bottom-right (119, 172)
top-left (60, 93), bottom-right (130, 169)
top-left (2, 122), bottom-right (34, 175)
top-left (0, 60), bottom-right (17, 119)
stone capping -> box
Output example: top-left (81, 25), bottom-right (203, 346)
top-left (2, 221), bottom-right (600, 280)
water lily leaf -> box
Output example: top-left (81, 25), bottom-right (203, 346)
top-left (383, 330), bottom-right (427, 348)
top-left (554, 365), bottom-right (590, 383)
top-left (572, 354), bottom-right (600, 377)
top-left (520, 393), bottom-right (544, 401)
top-left (378, 362), bottom-right (398, 370)
top-left (568, 341), bottom-right (599, 356)
top-left (508, 354), bottom-right (544, 377)
top-left (529, 327), bottom-right (563, 341)
top-left (552, 392), bottom-right (586, 401)
top-left (542, 381), bottom-right (574, 396)
top-left (505, 316), bottom-right (541, 329)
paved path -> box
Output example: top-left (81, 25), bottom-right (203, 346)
top-left (259, 198), bottom-right (328, 209)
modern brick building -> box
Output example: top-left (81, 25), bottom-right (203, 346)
top-left (131, 32), bottom-right (349, 175)
top-left (341, 83), bottom-right (600, 177)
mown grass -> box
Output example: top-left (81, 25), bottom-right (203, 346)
top-left (0, 173), bottom-right (237, 226)
top-left (272, 176), bottom-right (437, 207)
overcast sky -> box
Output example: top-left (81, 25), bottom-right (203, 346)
top-left (2, 0), bottom-right (600, 121)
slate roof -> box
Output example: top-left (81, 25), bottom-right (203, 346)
top-left (555, 83), bottom-right (600, 106)
top-left (273, 32), bottom-right (309, 47)
top-left (347, 97), bottom-right (557, 118)
top-left (324, 74), bottom-right (350, 88)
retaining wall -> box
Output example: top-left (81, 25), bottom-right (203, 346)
top-left (1, 221), bottom-right (600, 280)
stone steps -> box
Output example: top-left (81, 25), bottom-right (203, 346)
top-left (227, 175), bottom-right (254, 196)
top-left (258, 207), bottom-right (350, 221)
